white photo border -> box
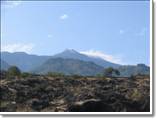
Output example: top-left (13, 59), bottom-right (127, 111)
top-left (0, 0), bottom-right (153, 115)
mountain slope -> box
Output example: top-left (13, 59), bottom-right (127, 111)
top-left (117, 64), bottom-right (150, 77)
top-left (1, 51), bottom-right (149, 77)
top-left (1, 52), bottom-right (51, 72)
top-left (1, 50), bottom-right (120, 72)
top-left (53, 49), bottom-right (120, 68)
top-left (33, 58), bottom-right (104, 76)
top-left (0, 59), bottom-right (10, 70)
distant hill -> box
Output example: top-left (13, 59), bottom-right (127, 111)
top-left (117, 64), bottom-right (150, 77)
top-left (0, 59), bottom-right (10, 71)
top-left (53, 49), bottom-right (120, 68)
top-left (1, 49), bottom-right (120, 72)
top-left (1, 51), bottom-right (150, 77)
top-left (1, 52), bottom-right (51, 72)
top-left (33, 58), bottom-right (104, 76)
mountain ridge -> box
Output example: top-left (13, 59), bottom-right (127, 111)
top-left (0, 59), bottom-right (10, 70)
top-left (33, 57), bottom-right (104, 76)
top-left (1, 50), bottom-right (150, 76)
top-left (53, 49), bottom-right (120, 68)
top-left (1, 49), bottom-right (120, 71)
top-left (1, 51), bottom-right (51, 71)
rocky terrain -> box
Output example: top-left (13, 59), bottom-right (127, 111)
top-left (0, 74), bottom-right (150, 112)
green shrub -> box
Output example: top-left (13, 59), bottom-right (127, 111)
top-left (7, 66), bottom-right (21, 79)
top-left (95, 73), bottom-right (103, 78)
top-left (47, 72), bottom-right (65, 77)
top-left (71, 74), bottom-right (82, 79)
top-left (103, 67), bottom-right (120, 77)
top-left (21, 72), bottom-right (32, 78)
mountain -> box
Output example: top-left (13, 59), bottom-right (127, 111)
top-left (1, 52), bottom-right (51, 72)
top-left (117, 64), bottom-right (150, 77)
top-left (0, 49), bottom-right (120, 71)
top-left (53, 49), bottom-right (120, 68)
top-left (1, 51), bottom-right (149, 77)
top-left (0, 59), bottom-right (10, 71)
top-left (33, 58), bottom-right (104, 76)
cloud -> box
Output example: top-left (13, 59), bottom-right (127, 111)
top-left (60, 14), bottom-right (68, 20)
top-left (80, 50), bottom-right (123, 64)
top-left (47, 34), bottom-right (53, 38)
top-left (1, 43), bottom-right (34, 53)
top-left (2, 0), bottom-right (22, 9)
top-left (119, 30), bottom-right (125, 34)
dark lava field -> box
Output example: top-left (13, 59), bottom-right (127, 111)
top-left (0, 75), bottom-right (150, 112)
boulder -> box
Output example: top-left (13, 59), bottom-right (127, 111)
top-left (68, 99), bottom-right (113, 112)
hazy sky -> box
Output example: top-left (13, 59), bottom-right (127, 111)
top-left (1, 1), bottom-right (150, 65)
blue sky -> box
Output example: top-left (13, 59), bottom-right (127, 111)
top-left (1, 1), bottom-right (150, 65)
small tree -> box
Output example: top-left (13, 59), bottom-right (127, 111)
top-left (96, 73), bottom-right (103, 78)
top-left (114, 69), bottom-right (120, 76)
top-left (103, 67), bottom-right (120, 77)
top-left (104, 67), bottom-right (114, 77)
top-left (21, 72), bottom-right (32, 78)
top-left (7, 66), bottom-right (21, 79)
top-left (47, 72), bottom-right (64, 77)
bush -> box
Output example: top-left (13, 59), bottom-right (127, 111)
top-left (103, 67), bottom-right (120, 77)
top-left (21, 72), bottom-right (32, 78)
top-left (47, 72), bottom-right (64, 77)
top-left (130, 75), bottom-right (136, 80)
top-left (95, 73), bottom-right (103, 78)
top-left (7, 66), bottom-right (21, 79)
top-left (71, 74), bottom-right (82, 79)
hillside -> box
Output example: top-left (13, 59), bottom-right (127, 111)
top-left (53, 49), bottom-right (120, 68)
top-left (33, 58), bottom-right (104, 76)
top-left (1, 49), bottom-right (120, 72)
top-left (117, 64), bottom-right (150, 77)
top-left (0, 59), bottom-right (10, 70)
top-left (1, 51), bottom-right (150, 77)
top-left (1, 52), bottom-right (51, 71)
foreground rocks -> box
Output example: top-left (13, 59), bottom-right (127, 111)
top-left (0, 75), bottom-right (150, 112)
